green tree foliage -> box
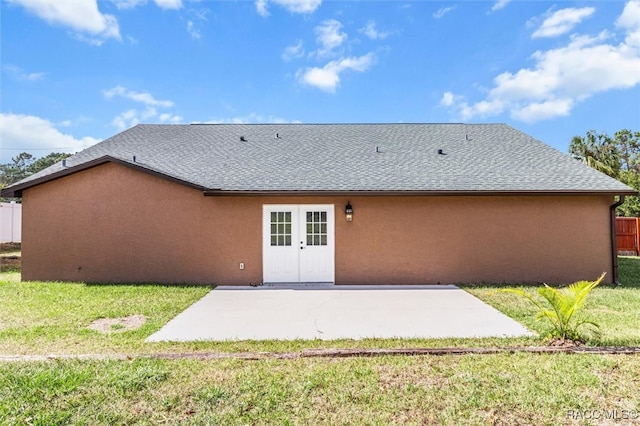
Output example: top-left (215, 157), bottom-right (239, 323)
top-left (569, 129), bottom-right (640, 216)
top-left (0, 152), bottom-right (71, 198)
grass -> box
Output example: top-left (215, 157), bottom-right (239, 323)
top-left (2, 354), bottom-right (640, 425)
top-left (464, 257), bottom-right (640, 347)
top-left (0, 272), bottom-right (212, 355)
top-left (1, 256), bottom-right (640, 424)
top-left (1, 258), bottom-right (640, 353)
top-left (0, 269), bottom-right (543, 355)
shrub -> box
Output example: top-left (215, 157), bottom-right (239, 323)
top-left (502, 273), bottom-right (605, 342)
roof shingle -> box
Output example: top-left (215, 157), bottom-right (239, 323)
top-left (4, 123), bottom-right (635, 196)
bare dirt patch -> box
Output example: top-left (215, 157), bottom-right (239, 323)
top-left (88, 315), bottom-right (147, 334)
top-left (0, 243), bottom-right (21, 272)
top-left (0, 242), bottom-right (21, 254)
top-left (0, 255), bottom-right (21, 272)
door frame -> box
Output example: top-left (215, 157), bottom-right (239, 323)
top-left (262, 204), bottom-right (335, 284)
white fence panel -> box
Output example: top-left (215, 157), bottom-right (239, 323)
top-left (0, 202), bottom-right (22, 242)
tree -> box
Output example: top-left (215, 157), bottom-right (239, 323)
top-left (27, 152), bottom-right (72, 176)
top-left (0, 152), bottom-right (35, 188)
top-left (569, 131), bottom-right (620, 177)
top-left (570, 130), bottom-right (640, 217)
top-left (0, 152), bottom-right (72, 200)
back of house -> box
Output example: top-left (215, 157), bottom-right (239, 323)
top-left (1, 123), bottom-right (634, 285)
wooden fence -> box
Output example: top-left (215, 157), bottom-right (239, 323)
top-left (616, 217), bottom-right (640, 256)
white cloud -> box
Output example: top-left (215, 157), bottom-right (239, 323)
top-left (103, 86), bottom-right (174, 108)
top-left (0, 113), bottom-right (99, 156)
top-left (298, 53), bottom-right (375, 93)
top-left (112, 107), bottom-right (183, 130)
top-left (282, 40), bottom-right (304, 61)
top-left (532, 7), bottom-right (595, 38)
top-left (433, 6), bottom-right (456, 19)
top-left (111, 0), bottom-right (182, 10)
top-left (187, 21), bottom-right (200, 39)
top-left (184, 9), bottom-right (208, 40)
top-left (511, 99), bottom-right (574, 122)
top-left (490, 0), bottom-right (510, 12)
top-left (154, 0), bottom-right (182, 10)
top-left (255, 0), bottom-right (321, 16)
top-left (314, 19), bottom-right (347, 57)
top-left (110, 0), bottom-right (146, 9)
top-left (6, 0), bottom-right (121, 43)
top-left (3, 65), bottom-right (46, 81)
top-left (201, 113), bottom-right (301, 124)
top-left (141, 107), bottom-right (157, 120)
top-left (440, 92), bottom-right (463, 107)
top-left (458, 99), bottom-right (505, 120)
top-left (112, 109), bottom-right (140, 130)
top-left (159, 113), bottom-right (183, 123)
top-left (256, 0), bottom-right (269, 16)
top-left (441, 2), bottom-right (640, 123)
top-left (359, 20), bottom-right (391, 40)
top-left (103, 86), bottom-right (181, 130)
top-left (617, 0), bottom-right (640, 47)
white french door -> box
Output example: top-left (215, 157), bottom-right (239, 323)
top-left (263, 205), bottom-right (335, 283)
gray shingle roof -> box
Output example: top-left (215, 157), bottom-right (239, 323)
top-left (4, 123), bottom-right (636, 196)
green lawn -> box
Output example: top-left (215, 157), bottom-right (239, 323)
top-left (2, 354), bottom-right (640, 425)
top-left (1, 259), bottom-right (640, 424)
top-left (464, 257), bottom-right (640, 347)
top-left (0, 272), bottom-right (213, 355)
top-left (2, 259), bottom-right (640, 354)
top-left (0, 271), bottom-right (542, 355)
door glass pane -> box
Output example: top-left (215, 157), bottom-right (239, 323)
top-left (306, 210), bottom-right (328, 246)
top-left (270, 211), bottom-right (292, 246)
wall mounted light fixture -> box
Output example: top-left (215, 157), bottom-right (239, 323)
top-left (345, 202), bottom-right (353, 222)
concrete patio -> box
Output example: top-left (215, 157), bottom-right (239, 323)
top-left (146, 285), bottom-right (533, 341)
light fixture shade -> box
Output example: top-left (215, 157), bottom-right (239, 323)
top-left (345, 202), bottom-right (353, 222)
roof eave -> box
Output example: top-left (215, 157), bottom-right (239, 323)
top-left (0, 155), bottom-right (208, 198)
top-left (202, 189), bottom-right (639, 197)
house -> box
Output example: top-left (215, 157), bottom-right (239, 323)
top-left (1, 123), bottom-right (635, 285)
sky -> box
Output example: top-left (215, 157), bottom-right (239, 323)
top-left (1, 0), bottom-right (639, 164)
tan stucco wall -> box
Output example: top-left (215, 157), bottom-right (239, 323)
top-left (22, 162), bottom-right (614, 284)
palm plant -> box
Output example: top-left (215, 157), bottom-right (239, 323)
top-left (503, 273), bottom-right (606, 342)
